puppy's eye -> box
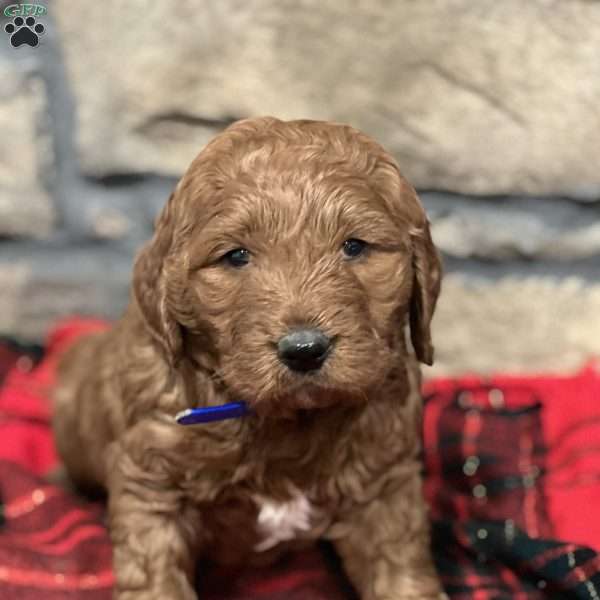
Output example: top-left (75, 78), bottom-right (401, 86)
top-left (342, 238), bottom-right (368, 259)
top-left (222, 248), bottom-right (251, 267)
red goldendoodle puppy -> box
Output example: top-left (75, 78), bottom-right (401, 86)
top-left (53, 117), bottom-right (443, 599)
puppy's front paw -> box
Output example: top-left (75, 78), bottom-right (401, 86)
top-left (112, 552), bottom-right (197, 600)
top-left (369, 573), bottom-right (445, 600)
top-left (375, 593), bottom-right (447, 600)
top-left (114, 571), bottom-right (196, 600)
top-left (116, 591), bottom-right (195, 600)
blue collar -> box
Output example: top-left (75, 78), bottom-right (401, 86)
top-left (175, 401), bottom-right (251, 425)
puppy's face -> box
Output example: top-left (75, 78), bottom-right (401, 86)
top-left (134, 118), bottom-right (441, 415)
top-left (188, 176), bottom-right (412, 412)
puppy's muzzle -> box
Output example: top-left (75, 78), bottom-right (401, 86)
top-left (277, 328), bottom-right (331, 373)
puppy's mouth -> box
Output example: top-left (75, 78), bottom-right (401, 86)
top-left (250, 379), bottom-right (366, 421)
top-left (216, 333), bottom-right (385, 420)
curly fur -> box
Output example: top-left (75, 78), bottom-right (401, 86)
top-left (53, 117), bottom-right (444, 600)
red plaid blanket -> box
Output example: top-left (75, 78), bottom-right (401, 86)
top-left (0, 318), bottom-right (599, 599)
top-left (424, 363), bottom-right (600, 599)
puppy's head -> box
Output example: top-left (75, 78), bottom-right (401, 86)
top-left (133, 117), bottom-right (441, 414)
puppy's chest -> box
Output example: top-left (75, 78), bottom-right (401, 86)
top-left (208, 487), bottom-right (331, 557)
top-left (252, 490), bottom-right (323, 551)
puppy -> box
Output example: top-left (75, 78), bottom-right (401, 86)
top-left (53, 117), bottom-right (443, 600)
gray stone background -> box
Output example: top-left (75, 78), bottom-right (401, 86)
top-left (1, 0), bottom-right (599, 377)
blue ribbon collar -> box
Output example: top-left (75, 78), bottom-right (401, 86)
top-left (175, 401), bottom-right (251, 425)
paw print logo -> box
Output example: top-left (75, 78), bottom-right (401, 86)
top-left (4, 16), bottom-right (45, 48)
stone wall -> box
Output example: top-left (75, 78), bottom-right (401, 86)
top-left (1, 0), bottom-right (599, 377)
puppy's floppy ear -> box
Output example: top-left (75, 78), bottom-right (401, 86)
top-left (132, 192), bottom-right (182, 366)
top-left (409, 217), bottom-right (442, 366)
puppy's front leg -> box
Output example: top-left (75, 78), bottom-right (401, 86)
top-left (330, 462), bottom-right (443, 600)
top-left (105, 427), bottom-right (202, 600)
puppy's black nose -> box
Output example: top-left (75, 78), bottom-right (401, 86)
top-left (277, 329), bottom-right (331, 372)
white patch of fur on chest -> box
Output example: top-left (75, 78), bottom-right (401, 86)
top-left (254, 491), bottom-right (313, 552)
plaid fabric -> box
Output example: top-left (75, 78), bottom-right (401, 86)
top-left (0, 318), bottom-right (598, 599)
top-left (424, 369), bottom-right (600, 599)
